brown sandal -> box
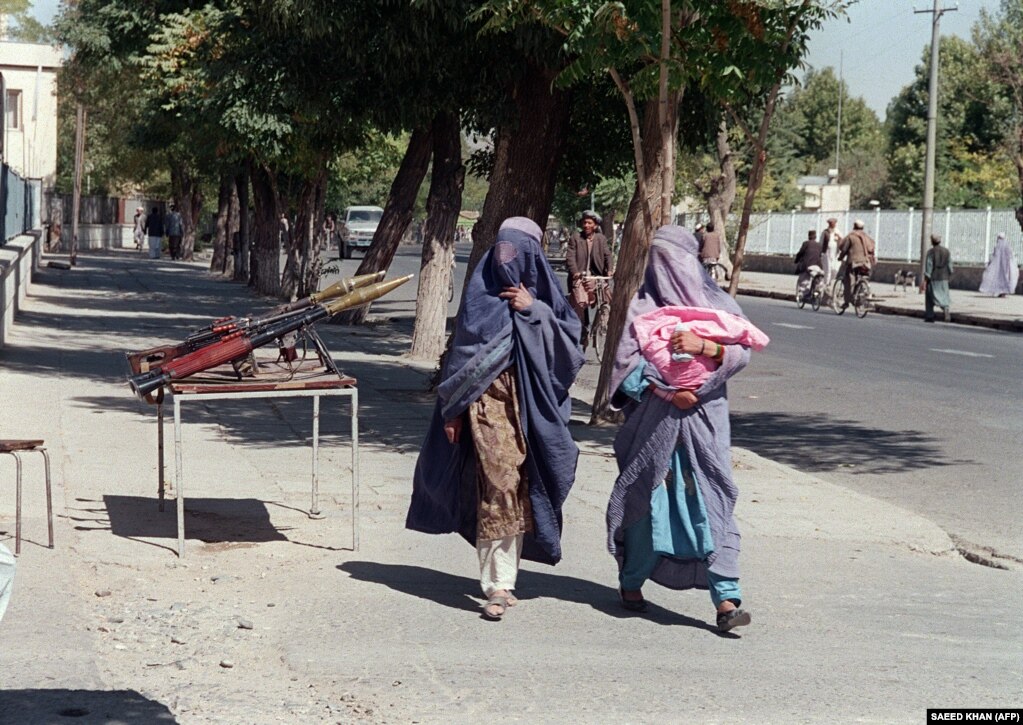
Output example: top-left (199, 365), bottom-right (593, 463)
top-left (483, 594), bottom-right (510, 621)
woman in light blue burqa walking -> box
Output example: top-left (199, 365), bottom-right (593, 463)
top-left (607, 225), bottom-right (753, 632)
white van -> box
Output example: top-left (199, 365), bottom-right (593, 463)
top-left (340, 205), bottom-right (384, 259)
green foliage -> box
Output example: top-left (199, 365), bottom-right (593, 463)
top-left (886, 32), bottom-right (1017, 209)
top-left (769, 67), bottom-right (887, 207)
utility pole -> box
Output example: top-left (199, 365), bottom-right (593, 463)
top-left (914, 0), bottom-right (957, 278)
top-left (835, 50), bottom-right (843, 176)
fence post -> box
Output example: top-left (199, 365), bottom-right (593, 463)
top-left (906, 207), bottom-right (914, 262)
top-left (944, 206), bottom-right (951, 249)
top-left (984, 205), bottom-right (992, 260)
top-left (765, 211), bottom-right (772, 254)
top-left (875, 206), bottom-right (881, 258)
top-left (789, 209), bottom-right (796, 255)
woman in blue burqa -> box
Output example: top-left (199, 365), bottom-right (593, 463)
top-left (607, 225), bottom-right (753, 632)
top-left (407, 217), bottom-right (585, 620)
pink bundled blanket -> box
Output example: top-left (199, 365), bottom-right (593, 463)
top-left (634, 305), bottom-right (770, 390)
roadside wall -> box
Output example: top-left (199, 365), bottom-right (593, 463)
top-left (0, 230), bottom-right (40, 347)
top-left (740, 253), bottom-right (1022, 295)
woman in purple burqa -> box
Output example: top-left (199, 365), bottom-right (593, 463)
top-left (607, 225), bottom-right (753, 632)
top-left (978, 232), bottom-right (1019, 297)
top-left (407, 217), bottom-right (584, 620)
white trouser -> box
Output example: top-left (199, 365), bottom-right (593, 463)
top-left (0, 543), bottom-right (15, 622)
top-left (148, 235), bottom-right (162, 259)
top-left (477, 534), bottom-right (523, 597)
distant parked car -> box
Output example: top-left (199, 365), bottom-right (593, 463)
top-left (340, 205), bottom-right (384, 259)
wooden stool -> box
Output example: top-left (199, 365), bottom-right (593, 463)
top-left (0, 440), bottom-right (54, 555)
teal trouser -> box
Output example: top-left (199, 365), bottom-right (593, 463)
top-left (620, 514), bottom-right (741, 608)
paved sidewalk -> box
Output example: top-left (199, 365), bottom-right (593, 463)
top-left (734, 270), bottom-right (1023, 331)
top-left (0, 249), bottom-right (1019, 724)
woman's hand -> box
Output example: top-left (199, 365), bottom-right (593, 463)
top-left (499, 283), bottom-right (534, 311)
top-left (443, 417), bottom-right (462, 444)
top-left (670, 329), bottom-right (707, 356)
top-left (671, 390), bottom-right (699, 410)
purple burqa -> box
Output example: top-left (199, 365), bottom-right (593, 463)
top-left (978, 233), bottom-right (1019, 296)
top-left (406, 218), bottom-right (585, 565)
top-left (608, 226), bottom-right (751, 588)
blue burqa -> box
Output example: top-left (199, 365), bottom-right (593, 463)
top-left (406, 217), bottom-right (585, 565)
top-left (608, 226), bottom-right (751, 589)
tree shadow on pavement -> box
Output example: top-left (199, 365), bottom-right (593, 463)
top-left (731, 411), bottom-right (966, 475)
top-left (0, 689), bottom-right (176, 725)
top-left (337, 562), bottom-right (722, 634)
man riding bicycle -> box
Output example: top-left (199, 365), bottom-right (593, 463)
top-left (699, 221), bottom-right (723, 277)
top-left (794, 228), bottom-right (823, 302)
top-left (837, 219), bottom-right (876, 310)
top-left (566, 210), bottom-right (614, 345)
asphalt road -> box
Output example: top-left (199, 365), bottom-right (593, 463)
top-left (727, 295), bottom-right (1023, 564)
top-left (333, 243), bottom-right (1023, 564)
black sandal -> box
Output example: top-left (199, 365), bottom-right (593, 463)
top-left (618, 587), bottom-right (648, 613)
top-left (716, 608), bottom-right (751, 632)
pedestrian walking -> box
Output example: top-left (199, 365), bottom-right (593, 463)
top-left (821, 217), bottom-right (842, 287)
top-left (978, 232), bottom-right (1018, 297)
top-left (923, 234), bottom-right (954, 322)
top-left (0, 542), bottom-right (14, 623)
top-left (132, 207), bottom-right (145, 251)
top-left (165, 205), bottom-right (184, 260)
top-left (144, 206), bottom-right (164, 259)
top-left (606, 225), bottom-right (753, 632)
top-left (406, 217), bottom-right (584, 621)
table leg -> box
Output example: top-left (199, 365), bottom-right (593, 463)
top-left (157, 399), bottom-right (165, 512)
top-left (174, 397), bottom-right (185, 557)
top-left (13, 453), bottom-right (22, 556)
top-left (310, 394), bottom-right (321, 517)
top-left (352, 388), bottom-right (359, 551)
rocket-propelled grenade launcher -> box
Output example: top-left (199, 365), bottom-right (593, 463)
top-left (126, 271), bottom-right (386, 376)
top-left (127, 274), bottom-right (412, 399)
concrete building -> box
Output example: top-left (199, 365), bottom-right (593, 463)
top-left (1, 41), bottom-right (62, 187)
top-left (797, 174), bottom-right (851, 214)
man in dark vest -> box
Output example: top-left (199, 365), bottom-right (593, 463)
top-left (923, 234), bottom-right (954, 322)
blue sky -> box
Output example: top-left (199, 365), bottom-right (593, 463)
top-left (31, 0), bottom-right (998, 120)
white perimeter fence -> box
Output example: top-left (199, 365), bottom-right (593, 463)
top-left (682, 207), bottom-right (1021, 265)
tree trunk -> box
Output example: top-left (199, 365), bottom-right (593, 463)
top-left (1014, 125), bottom-right (1023, 233)
top-left (466, 64), bottom-right (572, 279)
top-left (590, 97), bottom-right (675, 423)
top-left (284, 169), bottom-right (328, 299)
top-left (249, 162), bottom-right (282, 297)
top-left (658, 0), bottom-right (674, 226)
top-left (301, 173), bottom-right (328, 297)
top-left (70, 103), bottom-right (86, 266)
top-left (700, 119), bottom-right (737, 277)
top-left (233, 169), bottom-right (250, 282)
top-left (727, 101), bottom-right (781, 298)
top-left (210, 172), bottom-right (233, 274)
top-left (335, 126), bottom-right (434, 324)
top-left (170, 161), bottom-right (203, 262)
top-left (410, 112), bottom-right (465, 361)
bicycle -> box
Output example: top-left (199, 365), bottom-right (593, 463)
top-left (795, 266), bottom-right (825, 311)
top-left (583, 275), bottom-right (613, 362)
top-left (851, 269), bottom-right (873, 318)
top-left (702, 260), bottom-right (728, 284)
top-left (830, 266), bottom-right (872, 317)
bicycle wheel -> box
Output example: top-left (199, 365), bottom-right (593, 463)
top-left (831, 279), bottom-right (846, 314)
top-left (854, 280), bottom-right (870, 318)
top-left (591, 305), bottom-right (609, 362)
top-left (796, 278), bottom-right (806, 308)
top-left (447, 278), bottom-right (454, 302)
top-left (811, 277), bottom-right (823, 311)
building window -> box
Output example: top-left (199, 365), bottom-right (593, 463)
top-left (5, 89), bottom-right (22, 131)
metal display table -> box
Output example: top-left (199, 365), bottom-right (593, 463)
top-left (154, 360), bottom-right (358, 557)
